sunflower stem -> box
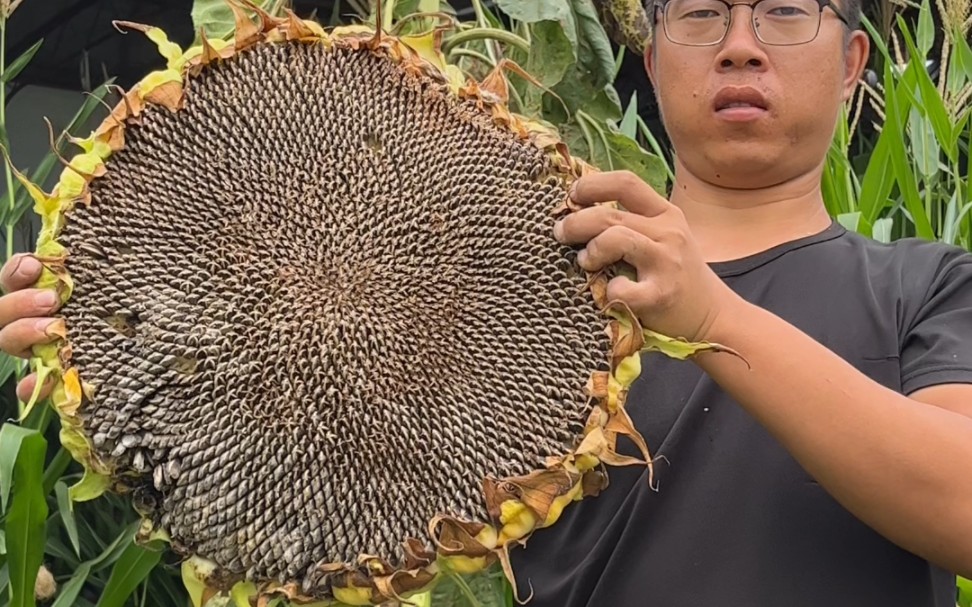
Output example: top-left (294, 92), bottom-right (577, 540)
top-left (442, 28), bottom-right (530, 54)
top-left (469, 0), bottom-right (499, 65)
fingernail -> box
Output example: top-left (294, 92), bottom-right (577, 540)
top-left (35, 318), bottom-right (53, 333)
top-left (34, 290), bottom-right (57, 309)
top-left (568, 182), bottom-right (578, 201)
top-left (576, 249), bottom-right (588, 268)
top-left (553, 221), bottom-right (564, 242)
top-left (15, 256), bottom-right (40, 280)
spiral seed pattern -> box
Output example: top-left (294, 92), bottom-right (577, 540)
top-left (58, 42), bottom-right (611, 593)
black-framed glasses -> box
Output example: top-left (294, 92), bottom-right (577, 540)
top-left (653, 0), bottom-right (850, 46)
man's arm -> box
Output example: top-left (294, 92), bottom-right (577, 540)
top-left (696, 298), bottom-right (972, 577)
top-left (555, 170), bottom-right (972, 577)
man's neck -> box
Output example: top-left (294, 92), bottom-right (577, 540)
top-left (668, 159), bottom-right (834, 263)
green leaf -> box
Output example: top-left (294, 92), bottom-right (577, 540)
top-left (899, 20), bottom-right (957, 163)
top-left (494, 0), bottom-right (571, 22)
top-left (884, 60), bottom-right (934, 239)
top-left (191, 0), bottom-right (280, 42)
top-left (94, 539), bottom-right (163, 607)
top-left (636, 116), bottom-right (674, 184)
top-left (915, 0), bottom-right (934, 58)
top-left (959, 576), bottom-right (972, 607)
top-left (583, 86), bottom-right (623, 122)
top-left (604, 129), bottom-right (668, 195)
top-left (0, 424), bottom-right (38, 512)
top-left (51, 562), bottom-right (92, 607)
top-left (872, 217), bottom-right (894, 243)
top-left (946, 27), bottom-right (972, 98)
top-left (526, 21), bottom-right (575, 87)
top-left (89, 522), bottom-right (140, 574)
top-left (836, 211), bottom-right (862, 234)
top-left (568, 0), bottom-right (614, 91)
top-left (191, 0), bottom-right (238, 40)
top-left (537, 1), bottom-right (612, 119)
top-left (0, 529), bottom-right (5, 554)
top-left (2, 39), bottom-right (44, 84)
top-left (5, 430), bottom-right (47, 607)
top-left (55, 480), bottom-right (82, 558)
top-left (942, 191), bottom-right (972, 245)
top-left (908, 106), bottom-right (939, 179)
top-left (619, 91), bottom-right (639, 139)
top-left (857, 130), bottom-right (895, 224)
top-left (0, 354), bottom-right (22, 394)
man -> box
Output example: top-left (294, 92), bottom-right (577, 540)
top-left (504, 1), bottom-right (972, 605)
top-left (0, 0), bottom-right (969, 605)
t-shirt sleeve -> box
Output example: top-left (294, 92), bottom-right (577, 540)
top-left (900, 245), bottom-right (972, 395)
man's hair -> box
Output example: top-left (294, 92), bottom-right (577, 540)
top-left (645, 0), bottom-right (863, 34)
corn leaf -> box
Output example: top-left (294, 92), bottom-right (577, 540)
top-left (942, 191), bottom-right (972, 245)
top-left (0, 353), bottom-right (22, 401)
top-left (908, 107), bottom-right (939, 179)
top-left (959, 576), bottom-right (972, 607)
top-left (946, 27), bottom-right (972, 98)
top-left (89, 521), bottom-right (140, 574)
top-left (872, 217), bottom-right (894, 243)
top-left (0, 423), bottom-right (37, 512)
top-left (5, 429), bottom-right (47, 607)
top-left (1, 39), bottom-right (43, 84)
top-left (898, 19), bottom-right (956, 162)
top-left (883, 61), bottom-right (934, 239)
top-left (94, 538), bottom-right (163, 607)
top-left (50, 562), bottom-right (92, 607)
top-left (915, 0), bottom-right (934, 59)
top-left (858, 132), bottom-right (895, 225)
top-left (55, 480), bottom-right (82, 558)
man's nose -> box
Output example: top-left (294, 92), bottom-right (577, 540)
top-left (715, 5), bottom-right (767, 70)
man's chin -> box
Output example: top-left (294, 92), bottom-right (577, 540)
top-left (691, 149), bottom-right (798, 190)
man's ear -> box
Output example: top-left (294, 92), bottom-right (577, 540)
top-left (644, 41), bottom-right (658, 90)
top-left (841, 30), bottom-right (870, 102)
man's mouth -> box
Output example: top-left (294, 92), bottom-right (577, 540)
top-left (713, 87), bottom-right (769, 119)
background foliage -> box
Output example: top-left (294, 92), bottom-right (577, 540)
top-left (0, 0), bottom-right (970, 605)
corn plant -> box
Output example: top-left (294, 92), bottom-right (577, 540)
top-left (824, 0), bottom-right (972, 246)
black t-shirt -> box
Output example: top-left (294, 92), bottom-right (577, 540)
top-left (511, 221), bottom-right (972, 606)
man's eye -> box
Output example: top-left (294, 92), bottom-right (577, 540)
top-left (684, 9), bottom-right (722, 18)
top-left (766, 5), bottom-right (810, 16)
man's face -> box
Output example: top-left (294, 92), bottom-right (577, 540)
top-left (645, 0), bottom-right (869, 190)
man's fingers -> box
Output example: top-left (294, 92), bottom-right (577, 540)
top-left (0, 288), bottom-right (60, 329)
top-left (569, 171), bottom-right (670, 217)
top-left (1, 254), bottom-right (43, 294)
top-left (554, 205), bottom-right (660, 246)
top-left (0, 318), bottom-right (60, 358)
top-left (16, 372), bottom-right (54, 404)
top-left (576, 226), bottom-right (658, 273)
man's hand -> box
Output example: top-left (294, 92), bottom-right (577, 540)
top-left (553, 171), bottom-right (735, 342)
top-left (0, 253), bottom-right (61, 402)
